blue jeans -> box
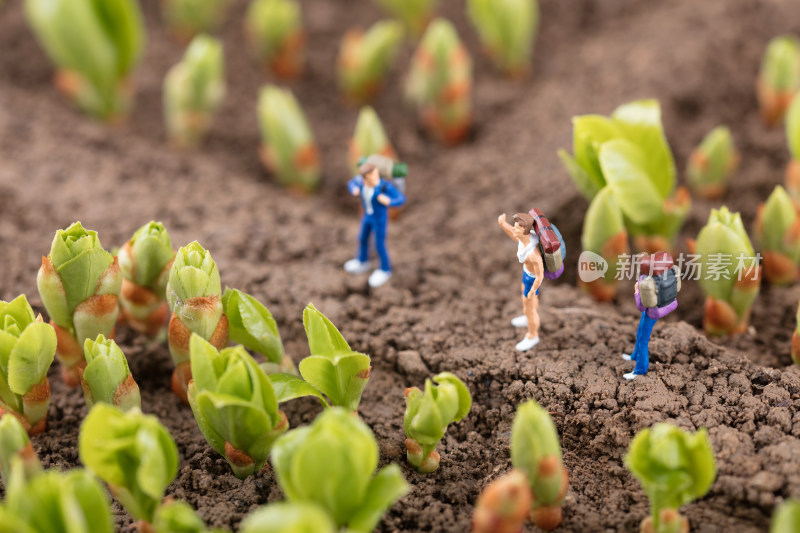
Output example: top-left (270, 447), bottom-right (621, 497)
top-left (630, 312), bottom-right (657, 375)
top-left (357, 216), bottom-right (390, 272)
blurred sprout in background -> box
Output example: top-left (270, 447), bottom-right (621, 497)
top-left (337, 20), bottom-right (404, 105)
top-left (686, 126), bottom-right (739, 199)
top-left (161, 0), bottom-right (232, 42)
top-left (754, 185), bottom-right (800, 285)
top-left (349, 106), bottom-right (398, 175)
top-left (467, 0), bottom-right (539, 78)
top-left (757, 34), bottom-right (800, 127)
top-left (245, 0), bottom-right (305, 79)
top-left (375, 0), bottom-right (437, 38)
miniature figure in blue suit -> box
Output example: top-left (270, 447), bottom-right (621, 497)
top-left (344, 157), bottom-right (406, 287)
top-left (622, 252), bottom-right (680, 380)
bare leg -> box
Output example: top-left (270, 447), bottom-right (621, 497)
top-left (528, 293), bottom-right (540, 339)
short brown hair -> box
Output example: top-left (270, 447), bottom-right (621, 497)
top-left (359, 162), bottom-right (378, 178)
top-left (639, 252), bottom-right (674, 276)
top-left (512, 213), bottom-right (534, 235)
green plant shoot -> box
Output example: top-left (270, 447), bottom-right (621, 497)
top-left (374, 0), bottom-right (436, 37)
top-left (80, 335), bottom-right (141, 412)
top-left (240, 502), bottom-right (337, 533)
top-left (160, 0), bottom-right (232, 41)
top-left (467, 0), bottom-right (539, 78)
top-left (471, 470), bottom-right (532, 533)
top-left (771, 499), bottom-right (800, 533)
top-left (79, 404), bottom-right (179, 526)
top-left (245, 0), bottom-right (305, 79)
top-left (403, 372), bottom-right (472, 473)
top-left (118, 221), bottom-right (175, 338)
top-left (24, 0), bottom-right (146, 120)
top-left (405, 18), bottom-right (473, 145)
top-left (349, 106), bottom-right (398, 175)
top-left (0, 414), bottom-right (42, 485)
top-left (625, 423), bottom-right (716, 533)
top-left (271, 408), bottom-right (409, 533)
top-left (0, 295), bottom-right (56, 434)
top-left (37, 222), bottom-right (121, 388)
top-left (153, 499), bottom-right (225, 533)
top-left (754, 185), bottom-right (800, 285)
top-left (580, 187), bottom-right (629, 302)
top-left (510, 399), bottom-right (569, 531)
top-left (257, 85), bottom-right (321, 193)
top-left (687, 126), bottom-right (739, 199)
top-left (338, 20), bottom-right (404, 104)
top-left (558, 100), bottom-right (690, 253)
top-left (166, 241), bottom-right (228, 402)
top-left (164, 35), bottom-right (226, 148)
top-left (757, 35), bottom-right (800, 127)
top-left (691, 206), bottom-right (760, 336)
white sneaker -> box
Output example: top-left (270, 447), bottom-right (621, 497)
top-left (623, 372), bottom-right (639, 380)
top-left (511, 315), bottom-right (528, 328)
top-left (515, 336), bottom-right (539, 351)
top-left (344, 259), bottom-right (371, 274)
top-left (621, 353), bottom-right (633, 361)
top-left (368, 269), bottom-right (392, 287)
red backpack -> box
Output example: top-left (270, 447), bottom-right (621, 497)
top-left (529, 208), bottom-right (565, 279)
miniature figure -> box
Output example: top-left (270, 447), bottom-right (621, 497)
top-left (621, 252), bottom-right (680, 380)
top-left (344, 155), bottom-right (406, 287)
top-left (498, 209), bottom-right (565, 351)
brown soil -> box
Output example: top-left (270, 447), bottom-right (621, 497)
top-left (1, 0), bottom-right (799, 531)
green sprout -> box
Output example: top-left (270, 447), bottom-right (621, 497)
top-left (349, 106), bottom-right (398, 175)
top-left (118, 221), bottom-right (175, 338)
top-left (772, 499), bottom-right (800, 532)
top-left (164, 35), bottom-right (226, 148)
top-left (271, 408), bottom-right (409, 533)
top-left (79, 404), bottom-right (179, 527)
top-left (166, 241), bottom-right (228, 402)
top-left (686, 126), bottom-right (739, 199)
top-left (785, 93), bottom-right (800, 202)
top-left (24, 0), bottom-right (145, 120)
top-left (580, 187), bottom-right (629, 302)
top-left (691, 206), bottom-right (760, 336)
top-left (374, 0), bottom-right (436, 37)
top-left (403, 372), bottom-right (471, 473)
top-left (188, 334), bottom-right (288, 479)
top-left (2, 466), bottom-right (113, 533)
top-left (268, 303), bottom-right (370, 412)
top-left (222, 288), bottom-right (294, 374)
top-left (757, 35), bottom-right (800, 127)
top-left (510, 399), bottom-right (569, 532)
top-left (37, 222), bottom-right (121, 388)
top-left (153, 499), bottom-right (225, 533)
top-left (0, 414), bottom-right (42, 485)
top-left (754, 185), bottom-right (800, 285)
top-left (471, 470), bottom-right (533, 533)
top-left (337, 20), bottom-right (404, 104)
top-left (240, 502), bottom-right (336, 533)
top-left (160, 0), bottom-right (232, 41)
top-left (257, 85), bottom-right (321, 193)
top-left (405, 19), bottom-right (473, 145)
top-left (0, 295), bottom-right (56, 435)
top-left (558, 100), bottom-right (690, 254)
top-left (466, 0), bottom-right (539, 78)
top-left (625, 423), bottom-right (716, 533)
top-left (80, 335), bottom-right (141, 412)
top-left (245, 0), bottom-right (305, 79)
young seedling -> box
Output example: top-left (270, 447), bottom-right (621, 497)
top-left (0, 295), bottom-right (56, 434)
top-left (784, 93), bottom-right (800, 202)
top-left (337, 20), bottom-right (404, 104)
top-left (241, 502), bottom-right (336, 533)
top-left (689, 207), bottom-right (760, 336)
top-left (37, 222), bottom-right (121, 388)
top-left (466, 0), bottom-right (539, 78)
top-left (118, 221), bottom-right (175, 338)
top-left (80, 335), bottom-right (141, 412)
top-left (471, 470), bottom-right (533, 533)
top-left (559, 100), bottom-right (690, 253)
top-left (160, 0), bottom-right (232, 42)
top-left (164, 35), bottom-right (226, 148)
top-left (0, 414), bottom-right (42, 485)
top-left (580, 187), bottom-right (629, 301)
top-left (374, 0), bottom-right (436, 37)
top-left (510, 399), bottom-right (569, 531)
top-left (257, 85), bottom-right (321, 193)
top-left (754, 185), bottom-right (800, 285)
top-left (405, 19), bottom-right (473, 145)
top-left (245, 0), bottom-right (305, 79)
top-left (268, 303), bottom-right (370, 412)
top-left (24, 0), bottom-right (145, 121)
top-left (625, 423), bottom-right (716, 533)
top-left (403, 372), bottom-right (472, 473)
top-left (772, 499), bottom-right (800, 532)
top-left (271, 408), bottom-right (409, 533)
top-left (153, 499), bottom-right (225, 533)
top-left (686, 126), bottom-right (739, 199)
top-left (188, 334), bottom-right (288, 479)
top-left (349, 106), bottom-right (398, 175)
top-left (79, 404), bottom-right (179, 530)
top-left (757, 35), bottom-right (800, 127)
top-left (166, 241), bottom-right (228, 402)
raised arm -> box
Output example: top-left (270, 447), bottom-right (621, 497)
top-left (379, 180), bottom-right (406, 207)
top-left (498, 214), bottom-right (517, 241)
top-left (347, 175), bottom-right (363, 196)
